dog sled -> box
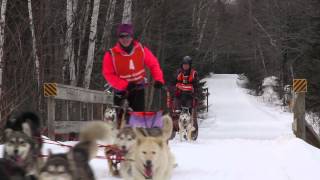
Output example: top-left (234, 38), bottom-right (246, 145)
top-left (166, 89), bottom-right (199, 141)
top-left (103, 85), bottom-right (168, 176)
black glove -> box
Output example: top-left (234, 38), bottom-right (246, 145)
top-left (154, 81), bottom-right (163, 89)
top-left (115, 90), bottom-right (127, 99)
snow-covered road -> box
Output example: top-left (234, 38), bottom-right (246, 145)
top-left (96, 74), bottom-right (320, 180)
top-left (3, 74), bottom-right (320, 180)
top-left (169, 74), bottom-right (320, 180)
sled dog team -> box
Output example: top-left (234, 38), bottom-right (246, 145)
top-left (0, 111), bottom-right (178, 180)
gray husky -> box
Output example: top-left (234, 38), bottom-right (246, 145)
top-left (2, 112), bottom-right (43, 179)
top-left (39, 121), bottom-right (117, 180)
top-left (0, 158), bottom-right (28, 180)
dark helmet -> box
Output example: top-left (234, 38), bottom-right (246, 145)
top-left (182, 56), bottom-right (192, 65)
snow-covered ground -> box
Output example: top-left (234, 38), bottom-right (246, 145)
top-left (2, 74), bottom-right (320, 180)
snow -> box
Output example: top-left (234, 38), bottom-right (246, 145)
top-left (306, 112), bottom-right (320, 136)
top-left (262, 76), bottom-right (279, 87)
top-left (2, 74), bottom-right (320, 180)
top-left (261, 76), bottom-right (281, 105)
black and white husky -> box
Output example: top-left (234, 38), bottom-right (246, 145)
top-left (39, 121), bottom-right (117, 180)
top-left (2, 111), bottom-right (43, 179)
top-left (178, 107), bottom-right (195, 141)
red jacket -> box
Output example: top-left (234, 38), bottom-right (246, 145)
top-left (176, 69), bottom-right (197, 92)
top-left (110, 42), bottom-right (146, 83)
top-left (102, 41), bottom-right (164, 91)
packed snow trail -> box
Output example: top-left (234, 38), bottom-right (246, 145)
top-left (169, 74), bottom-right (320, 180)
top-left (2, 74), bottom-right (320, 180)
top-left (91, 74), bottom-right (320, 180)
top-left (201, 74), bottom-right (292, 139)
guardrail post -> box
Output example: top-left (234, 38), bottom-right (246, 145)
top-left (292, 79), bottom-right (307, 140)
top-left (293, 92), bottom-right (306, 140)
top-left (47, 97), bottom-right (55, 139)
top-left (206, 88), bottom-right (209, 112)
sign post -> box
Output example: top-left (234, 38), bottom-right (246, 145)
top-left (292, 79), bottom-right (307, 140)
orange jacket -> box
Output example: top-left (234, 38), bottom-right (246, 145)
top-left (102, 41), bottom-right (164, 91)
top-left (110, 42), bottom-right (145, 83)
top-left (176, 69), bottom-right (197, 92)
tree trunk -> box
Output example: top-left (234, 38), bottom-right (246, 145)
top-left (122, 0), bottom-right (132, 23)
top-left (257, 42), bottom-right (268, 76)
top-left (77, 0), bottom-right (90, 82)
top-left (28, 0), bottom-right (40, 89)
top-left (101, 0), bottom-right (116, 50)
top-left (0, 0), bottom-right (7, 94)
top-left (64, 0), bottom-right (78, 86)
top-left (197, 5), bottom-right (210, 50)
top-left (83, 0), bottom-right (101, 89)
top-left (0, 0), bottom-right (8, 121)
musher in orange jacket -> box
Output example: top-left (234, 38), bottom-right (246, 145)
top-left (174, 56), bottom-right (199, 112)
top-left (102, 24), bottom-right (164, 111)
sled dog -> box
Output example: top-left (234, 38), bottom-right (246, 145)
top-left (111, 127), bottom-right (136, 178)
top-left (39, 121), bottom-right (117, 180)
top-left (130, 115), bottom-right (175, 180)
top-left (114, 126), bottom-right (166, 178)
top-left (0, 158), bottom-right (29, 180)
top-left (2, 112), bottom-right (43, 179)
top-left (104, 106), bottom-right (117, 123)
top-left (178, 107), bottom-right (195, 141)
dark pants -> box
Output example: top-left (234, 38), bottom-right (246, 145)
top-left (114, 88), bottom-right (145, 111)
top-left (175, 91), bottom-right (193, 112)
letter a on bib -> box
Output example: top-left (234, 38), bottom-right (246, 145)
top-left (129, 59), bottom-right (135, 70)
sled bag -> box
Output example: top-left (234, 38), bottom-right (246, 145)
top-left (128, 111), bottom-right (163, 128)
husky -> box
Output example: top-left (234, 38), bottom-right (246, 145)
top-left (104, 126), bottom-right (136, 177)
top-left (39, 121), bottom-right (117, 180)
top-left (130, 115), bottom-right (175, 180)
top-left (2, 112), bottom-right (43, 179)
top-left (109, 127), bottom-right (136, 178)
top-left (104, 106), bottom-right (117, 123)
top-left (39, 152), bottom-right (73, 180)
top-left (0, 158), bottom-right (28, 180)
top-left (178, 107), bottom-right (195, 141)
top-left (107, 125), bottom-right (165, 178)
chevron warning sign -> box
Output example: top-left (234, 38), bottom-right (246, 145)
top-left (293, 79), bottom-right (307, 93)
top-left (44, 83), bottom-right (57, 97)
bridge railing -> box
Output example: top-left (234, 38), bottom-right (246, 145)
top-left (44, 83), bottom-right (113, 140)
top-left (292, 90), bottom-right (320, 148)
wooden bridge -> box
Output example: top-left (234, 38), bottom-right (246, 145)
top-left (43, 83), bottom-right (113, 140)
top-left (1, 81), bottom-right (320, 147)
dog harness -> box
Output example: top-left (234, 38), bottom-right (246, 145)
top-left (110, 43), bottom-right (146, 83)
top-left (176, 69), bottom-right (196, 92)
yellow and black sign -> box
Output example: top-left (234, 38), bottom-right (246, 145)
top-left (44, 83), bottom-right (57, 97)
top-left (293, 79), bottom-right (307, 93)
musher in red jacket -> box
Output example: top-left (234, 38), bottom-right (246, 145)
top-left (174, 56), bottom-right (199, 112)
top-left (102, 24), bottom-right (164, 111)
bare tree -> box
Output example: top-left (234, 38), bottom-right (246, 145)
top-left (0, 0), bottom-right (8, 121)
top-left (101, 0), bottom-right (116, 50)
top-left (64, 0), bottom-right (78, 85)
top-left (83, 0), bottom-right (101, 88)
top-left (77, 0), bottom-right (90, 80)
top-left (197, 4), bottom-right (211, 50)
top-left (122, 0), bottom-right (132, 23)
top-left (28, 0), bottom-right (40, 89)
